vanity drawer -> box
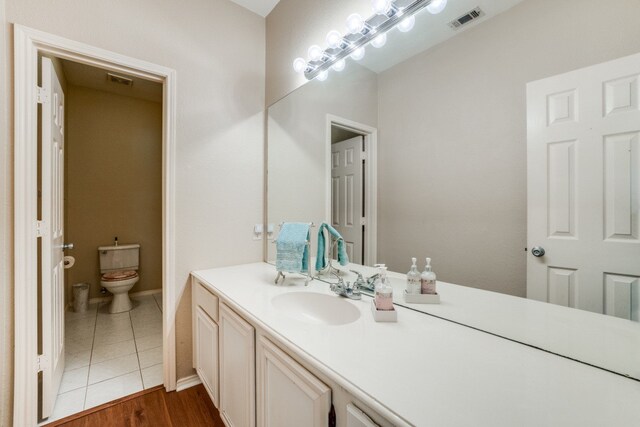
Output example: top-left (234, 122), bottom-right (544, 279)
top-left (194, 280), bottom-right (219, 322)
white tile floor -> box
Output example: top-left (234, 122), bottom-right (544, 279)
top-left (44, 292), bottom-right (163, 424)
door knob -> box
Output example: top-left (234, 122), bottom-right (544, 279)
top-left (531, 246), bottom-right (545, 257)
top-left (62, 243), bottom-right (74, 251)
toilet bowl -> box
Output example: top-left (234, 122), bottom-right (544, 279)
top-left (98, 243), bottom-right (141, 314)
top-left (100, 270), bottom-right (139, 313)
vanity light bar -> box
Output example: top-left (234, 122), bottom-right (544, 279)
top-left (300, 0), bottom-right (443, 81)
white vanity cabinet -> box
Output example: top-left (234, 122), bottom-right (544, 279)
top-left (192, 280), bottom-right (220, 406)
top-left (192, 273), bottom-right (393, 427)
top-left (219, 302), bottom-right (256, 427)
top-left (256, 334), bottom-right (331, 427)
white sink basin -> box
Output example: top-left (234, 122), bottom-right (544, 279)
top-left (271, 292), bottom-right (361, 326)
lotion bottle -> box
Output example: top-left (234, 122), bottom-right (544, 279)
top-left (375, 266), bottom-right (394, 311)
top-left (406, 257), bottom-right (421, 294)
top-left (421, 258), bottom-right (437, 295)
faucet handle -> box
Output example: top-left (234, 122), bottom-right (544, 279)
top-left (350, 270), bottom-right (365, 282)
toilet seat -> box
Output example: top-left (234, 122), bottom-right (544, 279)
top-left (102, 270), bottom-right (138, 281)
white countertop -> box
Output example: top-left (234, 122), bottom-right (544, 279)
top-left (321, 261), bottom-right (640, 380)
top-left (193, 262), bottom-right (640, 427)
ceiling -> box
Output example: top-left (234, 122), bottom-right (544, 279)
top-left (360, 0), bottom-right (526, 73)
top-left (59, 59), bottom-right (163, 103)
top-left (228, 0), bottom-right (280, 17)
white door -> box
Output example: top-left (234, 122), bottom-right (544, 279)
top-left (256, 335), bottom-right (331, 427)
top-left (332, 136), bottom-right (364, 264)
top-left (219, 303), bottom-right (255, 427)
top-left (527, 53), bottom-right (640, 320)
top-left (40, 57), bottom-right (66, 418)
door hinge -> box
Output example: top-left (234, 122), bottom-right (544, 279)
top-left (36, 355), bottom-right (48, 372)
top-left (360, 151), bottom-right (367, 161)
top-left (36, 220), bottom-right (45, 237)
top-left (360, 217), bottom-right (366, 226)
top-left (36, 86), bottom-right (48, 104)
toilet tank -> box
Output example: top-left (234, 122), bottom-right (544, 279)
top-left (98, 244), bottom-right (140, 273)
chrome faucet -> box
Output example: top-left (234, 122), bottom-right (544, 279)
top-left (330, 276), bottom-right (361, 300)
top-left (357, 272), bottom-right (379, 292)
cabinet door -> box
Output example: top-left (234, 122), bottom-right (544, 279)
top-left (195, 306), bottom-right (219, 407)
top-left (220, 303), bottom-right (256, 427)
top-left (257, 335), bottom-right (331, 427)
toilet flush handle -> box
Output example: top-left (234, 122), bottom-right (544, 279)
top-left (62, 243), bottom-right (74, 251)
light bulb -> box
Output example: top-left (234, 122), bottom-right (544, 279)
top-left (316, 70), bottom-right (329, 81)
top-left (292, 57), bottom-right (307, 73)
top-left (397, 15), bottom-right (415, 32)
top-left (346, 13), bottom-right (365, 34)
top-left (371, 33), bottom-right (387, 48)
top-left (326, 30), bottom-right (343, 49)
top-left (426, 0), bottom-right (447, 14)
top-left (350, 46), bottom-right (365, 61)
top-left (371, 0), bottom-right (392, 15)
top-left (308, 45), bottom-right (323, 62)
top-left (332, 59), bottom-right (346, 72)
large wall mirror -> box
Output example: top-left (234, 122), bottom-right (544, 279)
top-left (267, 0), bottom-right (640, 380)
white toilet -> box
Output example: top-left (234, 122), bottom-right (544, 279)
top-left (99, 243), bottom-right (141, 313)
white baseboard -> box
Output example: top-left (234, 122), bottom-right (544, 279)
top-left (87, 288), bottom-right (162, 305)
top-left (176, 374), bottom-right (201, 392)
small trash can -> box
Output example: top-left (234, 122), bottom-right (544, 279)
top-left (72, 283), bottom-right (90, 313)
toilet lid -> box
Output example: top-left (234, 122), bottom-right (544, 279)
top-left (102, 270), bottom-right (137, 281)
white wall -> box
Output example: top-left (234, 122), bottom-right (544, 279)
top-left (2, 1), bottom-right (265, 422)
top-left (0, 0), bottom-right (14, 423)
top-left (266, 0), bottom-right (366, 106)
top-left (268, 64), bottom-right (378, 261)
top-left (377, 0), bottom-right (640, 296)
top-left (266, 0), bottom-right (640, 297)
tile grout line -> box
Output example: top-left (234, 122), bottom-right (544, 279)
top-left (130, 306), bottom-right (146, 390)
top-left (83, 303), bottom-right (100, 410)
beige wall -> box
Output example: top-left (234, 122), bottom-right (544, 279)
top-left (2, 1), bottom-right (265, 423)
top-left (65, 85), bottom-right (162, 302)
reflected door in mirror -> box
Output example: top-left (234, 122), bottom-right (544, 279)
top-left (332, 136), bottom-right (364, 264)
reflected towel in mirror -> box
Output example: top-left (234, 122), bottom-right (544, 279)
top-left (316, 222), bottom-right (349, 270)
top-left (276, 222), bottom-right (310, 273)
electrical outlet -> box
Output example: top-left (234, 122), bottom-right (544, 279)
top-left (253, 224), bottom-right (264, 240)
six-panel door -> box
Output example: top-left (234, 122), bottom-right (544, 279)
top-left (527, 53), bottom-right (640, 320)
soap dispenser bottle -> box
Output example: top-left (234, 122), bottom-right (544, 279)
top-left (406, 257), bottom-right (421, 295)
top-left (375, 266), bottom-right (394, 311)
top-left (421, 258), bottom-right (437, 294)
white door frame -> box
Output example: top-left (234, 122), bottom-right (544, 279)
top-left (13, 25), bottom-right (177, 426)
top-left (325, 114), bottom-right (378, 266)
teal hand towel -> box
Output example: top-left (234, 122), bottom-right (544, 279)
top-left (315, 222), bottom-right (349, 271)
top-left (276, 223), bottom-right (310, 273)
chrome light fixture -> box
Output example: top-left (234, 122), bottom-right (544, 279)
top-left (292, 0), bottom-right (446, 81)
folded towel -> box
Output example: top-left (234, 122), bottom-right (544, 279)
top-left (315, 222), bottom-right (349, 271)
top-left (276, 222), bottom-right (310, 273)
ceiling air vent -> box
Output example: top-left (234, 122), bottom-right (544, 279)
top-left (106, 72), bottom-right (134, 87)
top-left (448, 7), bottom-right (485, 30)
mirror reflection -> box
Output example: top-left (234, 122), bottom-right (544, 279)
top-left (267, 0), bottom-right (640, 378)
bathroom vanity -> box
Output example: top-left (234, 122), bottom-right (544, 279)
top-left (192, 263), bottom-right (640, 427)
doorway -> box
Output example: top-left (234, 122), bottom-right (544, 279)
top-left (38, 54), bottom-right (164, 423)
top-left (326, 115), bottom-right (378, 266)
top-left (14, 26), bottom-right (177, 427)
